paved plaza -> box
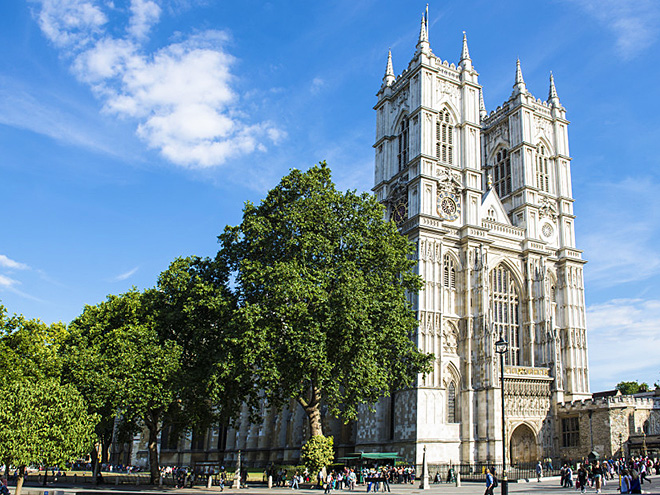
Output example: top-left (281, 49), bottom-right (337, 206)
top-left (16, 478), bottom-right (660, 495)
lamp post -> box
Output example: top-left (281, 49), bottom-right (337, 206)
top-left (495, 337), bottom-right (509, 495)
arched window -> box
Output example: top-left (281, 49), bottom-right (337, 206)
top-left (494, 148), bottom-right (512, 197)
top-left (436, 110), bottom-right (453, 165)
top-left (491, 265), bottom-right (522, 365)
top-left (397, 117), bottom-right (409, 172)
top-left (536, 145), bottom-right (550, 193)
top-left (443, 254), bottom-right (456, 289)
top-left (447, 381), bottom-right (457, 423)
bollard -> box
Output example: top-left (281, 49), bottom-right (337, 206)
top-left (207, 475), bottom-right (213, 489)
top-left (115, 477), bottom-right (119, 486)
top-left (455, 472), bottom-right (461, 487)
top-left (268, 475), bottom-right (273, 489)
top-left (159, 475), bottom-right (164, 487)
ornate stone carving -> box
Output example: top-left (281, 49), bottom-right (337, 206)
top-left (442, 322), bottom-right (459, 354)
top-left (539, 196), bottom-right (558, 221)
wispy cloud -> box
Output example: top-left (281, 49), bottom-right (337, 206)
top-left (569, 0), bottom-right (660, 59)
top-left (0, 274), bottom-right (20, 288)
top-left (0, 255), bottom-right (29, 271)
top-left (32, 0), bottom-right (284, 168)
top-left (587, 298), bottom-right (660, 390)
top-left (113, 266), bottom-right (139, 282)
top-left (581, 176), bottom-right (660, 287)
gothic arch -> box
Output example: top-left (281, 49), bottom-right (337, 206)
top-left (489, 258), bottom-right (524, 292)
top-left (438, 102), bottom-right (459, 125)
top-left (509, 422), bottom-right (540, 465)
top-left (535, 136), bottom-right (554, 157)
top-left (486, 141), bottom-right (510, 164)
top-left (443, 361), bottom-right (461, 424)
top-left (392, 110), bottom-right (409, 135)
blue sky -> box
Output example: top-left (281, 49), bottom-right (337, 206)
top-left (1, 0), bottom-right (659, 392)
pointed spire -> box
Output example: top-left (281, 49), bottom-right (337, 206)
top-left (460, 31), bottom-right (470, 61)
top-left (415, 8), bottom-right (430, 56)
top-left (512, 58), bottom-right (527, 95)
top-left (383, 49), bottom-right (395, 86)
top-left (479, 88), bottom-right (487, 120)
top-left (548, 71), bottom-right (560, 104)
top-left (418, 14), bottom-right (428, 44)
top-left (459, 31), bottom-right (472, 71)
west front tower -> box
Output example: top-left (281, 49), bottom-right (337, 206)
top-left (369, 10), bottom-right (590, 467)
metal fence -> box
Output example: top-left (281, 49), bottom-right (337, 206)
top-left (427, 462), bottom-right (561, 482)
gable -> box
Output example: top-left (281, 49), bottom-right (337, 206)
top-left (480, 188), bottom-right (511, 225)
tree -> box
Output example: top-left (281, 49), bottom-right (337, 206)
top-left (64, 257), bottom-right (241, 484)
top-left (219, 163), bottom-right (433, 437)
top-left (0, 380), bottom-right (97, 495)
top-left (616, 381), bottom-right (650, 395)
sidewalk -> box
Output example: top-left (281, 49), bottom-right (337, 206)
top-left (14, 478), bottom-right (660, 495)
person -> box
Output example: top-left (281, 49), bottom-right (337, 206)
top-left (0, 477), bottom-right (10, 495)
top-left (593, 461), bottom-right (603, 493)
top-left (381, 467), bottom-right (391, 493)
top-left (324, 471), bottom-right (333, 495)
top-left (291, 471), bottom-right (300, 490)
top-left (630, 470), bottom-right (642, 494)
top-left (565, 464), bottom-right (573, 488)
top-left (577, 464), bottom-right (588, 494)
top-left (621, 470), bottom-right (632, 494)
top-left (484, 468), bottom-right (494, 495)
top-left (535, 460), bottom-right (543, 482)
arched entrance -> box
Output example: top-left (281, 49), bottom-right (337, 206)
top-left (509, 423), bottom-right (538, 465)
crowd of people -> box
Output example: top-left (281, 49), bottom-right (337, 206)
top-left (557, 456), bottom-right (658, 494)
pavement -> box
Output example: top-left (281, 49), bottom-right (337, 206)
top-left (13, 477), bottom-right (660, 495)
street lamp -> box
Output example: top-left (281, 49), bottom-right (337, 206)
top-left (495, 337), bottom-right (509, 495)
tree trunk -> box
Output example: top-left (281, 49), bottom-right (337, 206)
top-left (15, 466), bottom-right (26, 495)
top-left (42, 469), bottom-right (47, 486)
top-left (145, 412), bottom-right (161, 485)
top-left (91, 445), bottom-right (102, 485)
top-left (298, 383), bottom-right (324, 437)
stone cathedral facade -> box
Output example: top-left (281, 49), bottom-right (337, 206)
top-left (125, 13), bottom-right (600, 470)
top-left (367, 13), bottom-right (591, 466)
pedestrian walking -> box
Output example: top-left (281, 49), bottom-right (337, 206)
top-left (484, 468), bottom-right (494, 495)
top-left (535, 460), bottom-right (543, 482)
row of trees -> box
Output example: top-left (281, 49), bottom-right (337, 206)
top-left (1, 163), bottom-right (433, 490)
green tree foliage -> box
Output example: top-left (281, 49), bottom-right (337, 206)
top-left (219, 163), bottom-right (433, 436)
top-left (0, 380), bottom-right (96, 495)
top-left (300, 435), bottom-right (334, 476)
top-left (63, 257), bottom-right (240, 484)
top-left (616, 381), bottom-right (650, 395)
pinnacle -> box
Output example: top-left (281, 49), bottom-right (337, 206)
top-left (548, 71), bottom-right (559, 101)
top-left (386, 49), bottom-right (394, 76)
top-left (460, 31), bottom-right (470, 61)
top-left (515, 58), bottom-right (525, 85)
top-left (418, 14), bottom-right (428, 44)
top-left (383, 49), bottom-right (395, 86)
top-left (512, 58), bottom-right (527, 95)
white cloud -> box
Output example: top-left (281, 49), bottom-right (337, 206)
top-left (0, 274), bottom-right (19, 288)
top-left (570, 0), bottom-right (660, 59)
top-left (0, 255), bottom-right (29, 271)
top-left (587, 298), bottom-right (660, 390)
top-left (113, 266), bottom-right (139, 281)
top-left (128, 0), bottom-right (161, 40)
top-left (32, 0), bottom-right (283, 169)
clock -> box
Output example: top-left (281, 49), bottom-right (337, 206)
top-left (392, 200), bottom-right (408, 226)
top-left (437, 192), bottom-right (460, 221)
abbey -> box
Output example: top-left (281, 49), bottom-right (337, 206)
top-left (367, 12), bottom-right (591, 466)
top-left (123, 12), bottom-right (598, 471)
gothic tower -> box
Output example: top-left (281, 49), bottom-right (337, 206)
top-left (370, 10), bottom-right (590, 466)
